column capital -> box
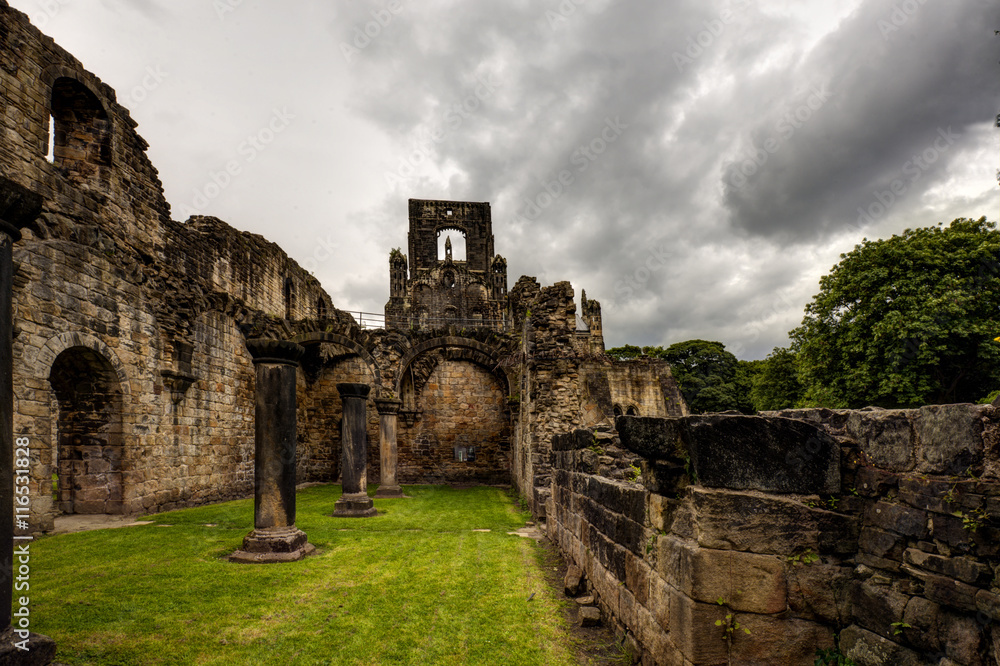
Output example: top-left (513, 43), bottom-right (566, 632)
top-left (337, 383), bottom-right (371, 400)
top-left (0, 177), bottom-right (44, 242)
top-left (374, 398), bottom-right (402, 415)
top-left (245, 339), bottom-right (305, 366)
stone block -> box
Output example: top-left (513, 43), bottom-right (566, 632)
top-left (928, 512), bottom-right (972, 551)
top-left (858, 527), bottom-right (905, 564)
top-left (901, 596), bottom-right (942, 654)
top-left (915, 404), bottom-right (985, 475)
top-left (849, 577), bottom-right (909, 640)
top-left (690, 488), bottom-right (858, 555)
top-left (975, 589), bottom-right (1000, 621)
top-left (565, 564), bottom-right (584, 597)
top-left (729, 615), bottom-right (834, 666)
top-left (617, 416), bottom-right (686, 461)
top-left (840, 625), bottom-right (925, 666)
top-left (920, 572), bottom-right (978, 612)
top-left (648, 574), bottom-right (670, 631)
top-left (666, 587), bottom-right (728, 665)
top-left (864, 501), bottom-right (928, 538)
top-left (786, 563), bottom-right (852, 624)
top-left (903, 548), bottom-right (992, 586)
top-left (657, 537), bottom-right (786, 614)
top-left (845, 409), bottom-right (915, 472)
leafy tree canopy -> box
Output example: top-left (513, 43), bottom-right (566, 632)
top-left (662, 340), bottom-right (749, 414)
top-left (750, 347), bottom-right (803, 411)
top-left (792, 217), bottom-right (1000, 408)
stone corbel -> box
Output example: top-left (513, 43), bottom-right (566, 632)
top-left (399, 409), bottom-right (422, 427)
top-left (160, 369), bottom-right (197, 405)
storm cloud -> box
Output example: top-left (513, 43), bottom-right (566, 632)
top-left (9, 0), bottom-right (999, 359)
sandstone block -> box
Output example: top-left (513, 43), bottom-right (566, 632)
top-left (658, 538), bottom-right (786, 614)
top-left (690, 488), bottom-right (858, 555)
top-left (840, 625), bottom-right (924, 666)
top-left (729, 615), bottom-right (834, 666)
top-left (915, 404), bottom-right (985, 475)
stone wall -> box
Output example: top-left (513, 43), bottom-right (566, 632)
top-left (508, 277), bottom-right (687, 520)
top-left (1, 3), bottom-right (332, 530)
top-left (3, 2), bottom-right (686, 537)
top-left (397, 358), bottom-right (511, 484)
top-left (547, 406), bottom-right (1000, 665)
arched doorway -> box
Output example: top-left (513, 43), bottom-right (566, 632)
top-left (48, 347), bottom-right (124, 514)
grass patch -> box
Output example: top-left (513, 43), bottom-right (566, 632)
top-left (31, 485), bottom-right (583, 665)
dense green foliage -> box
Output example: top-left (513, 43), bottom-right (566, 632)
top-left (750, 347), bottom-right (804, 410)
top-left (32, 485), bottom-right (587, 665)
top-left (792, 218), bottom-right (1000, 407)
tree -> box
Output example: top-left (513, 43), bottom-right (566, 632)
top-left (792, 217), bottom-right (1000, 408)
top-left (661, 340), bottom-right (750, 414)
top-left (750, 347), bottom-right (803, 411)
top-left (605, 344), bottom-right (644, 360)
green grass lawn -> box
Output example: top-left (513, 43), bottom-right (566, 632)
top-left (29, 485), bottom-right (588, 665)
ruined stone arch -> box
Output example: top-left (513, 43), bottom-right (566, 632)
top-left (291, 331), bottom-right (381, 388)
top-left (33, 333), bottom-right (130, 516)
top-left (33, 332), bottom-right (132, 396)
top-left (394, 336), bottom-right (511, 397)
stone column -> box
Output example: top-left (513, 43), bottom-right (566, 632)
top-left (373, 398), bottom-right (403, 498)
top-left (230, 339), bottom-right (315, 563)
top-left (0, 177), bottom-right (56, 662)
top-left (333, 383), bottom-right (377, 517)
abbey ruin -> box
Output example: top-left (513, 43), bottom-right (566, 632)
top-left (1, 3), bottom-right (1000, 664)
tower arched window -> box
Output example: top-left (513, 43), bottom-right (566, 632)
top-left (49, 77), bottom-right (111, 187)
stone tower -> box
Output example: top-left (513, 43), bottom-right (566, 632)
top-left (385, 199), bottom-right (508, 330)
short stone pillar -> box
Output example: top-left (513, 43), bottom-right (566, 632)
top-left (230, 339), bottom-right (315, 563)
top-left (0, 178), bottom-right (56, 662)
top-left (374, 398), bottom-right (403, 498)
top-left (333, 383), bottom-right (377, 517)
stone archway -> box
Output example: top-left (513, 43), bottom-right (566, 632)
top-left (394, 337), bottom-right (514, 484)
top-left (48, 346), bottom-right (124, 514)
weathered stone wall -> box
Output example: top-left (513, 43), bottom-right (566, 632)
top-left (1, 3), bottom-right (333, 530)
top-left (605, 358), bottom-right (688, 419)
top-left (547, 406), bottom-right (1000, 666)
top-left (397, 358), bottom-right (510, 484)
top-left (2, 2), bottom-right (686, 537)
top-left (508, 277), bottom-right (687, 520)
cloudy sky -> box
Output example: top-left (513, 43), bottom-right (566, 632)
top-left (10, 0), bottom-right (999, 359)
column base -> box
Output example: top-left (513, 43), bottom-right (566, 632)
top-left (0, 626), bottom-right (57, 664)
top-left (332, 492), bottom-right (378, 517)
top-left (229, 526), bottom-right (316, 563)
top-left (374, 485), bottom-right (405, 498)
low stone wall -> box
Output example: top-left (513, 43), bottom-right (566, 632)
top-left (547, 405), bottom-right (1000, 665)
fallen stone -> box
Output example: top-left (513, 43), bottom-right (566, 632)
top-left (564, 564), bottom-right (583, 597)
top-left (574, 595), bottom-right (595, 605)
top-left (579, 606), bottom-right (601, 627)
